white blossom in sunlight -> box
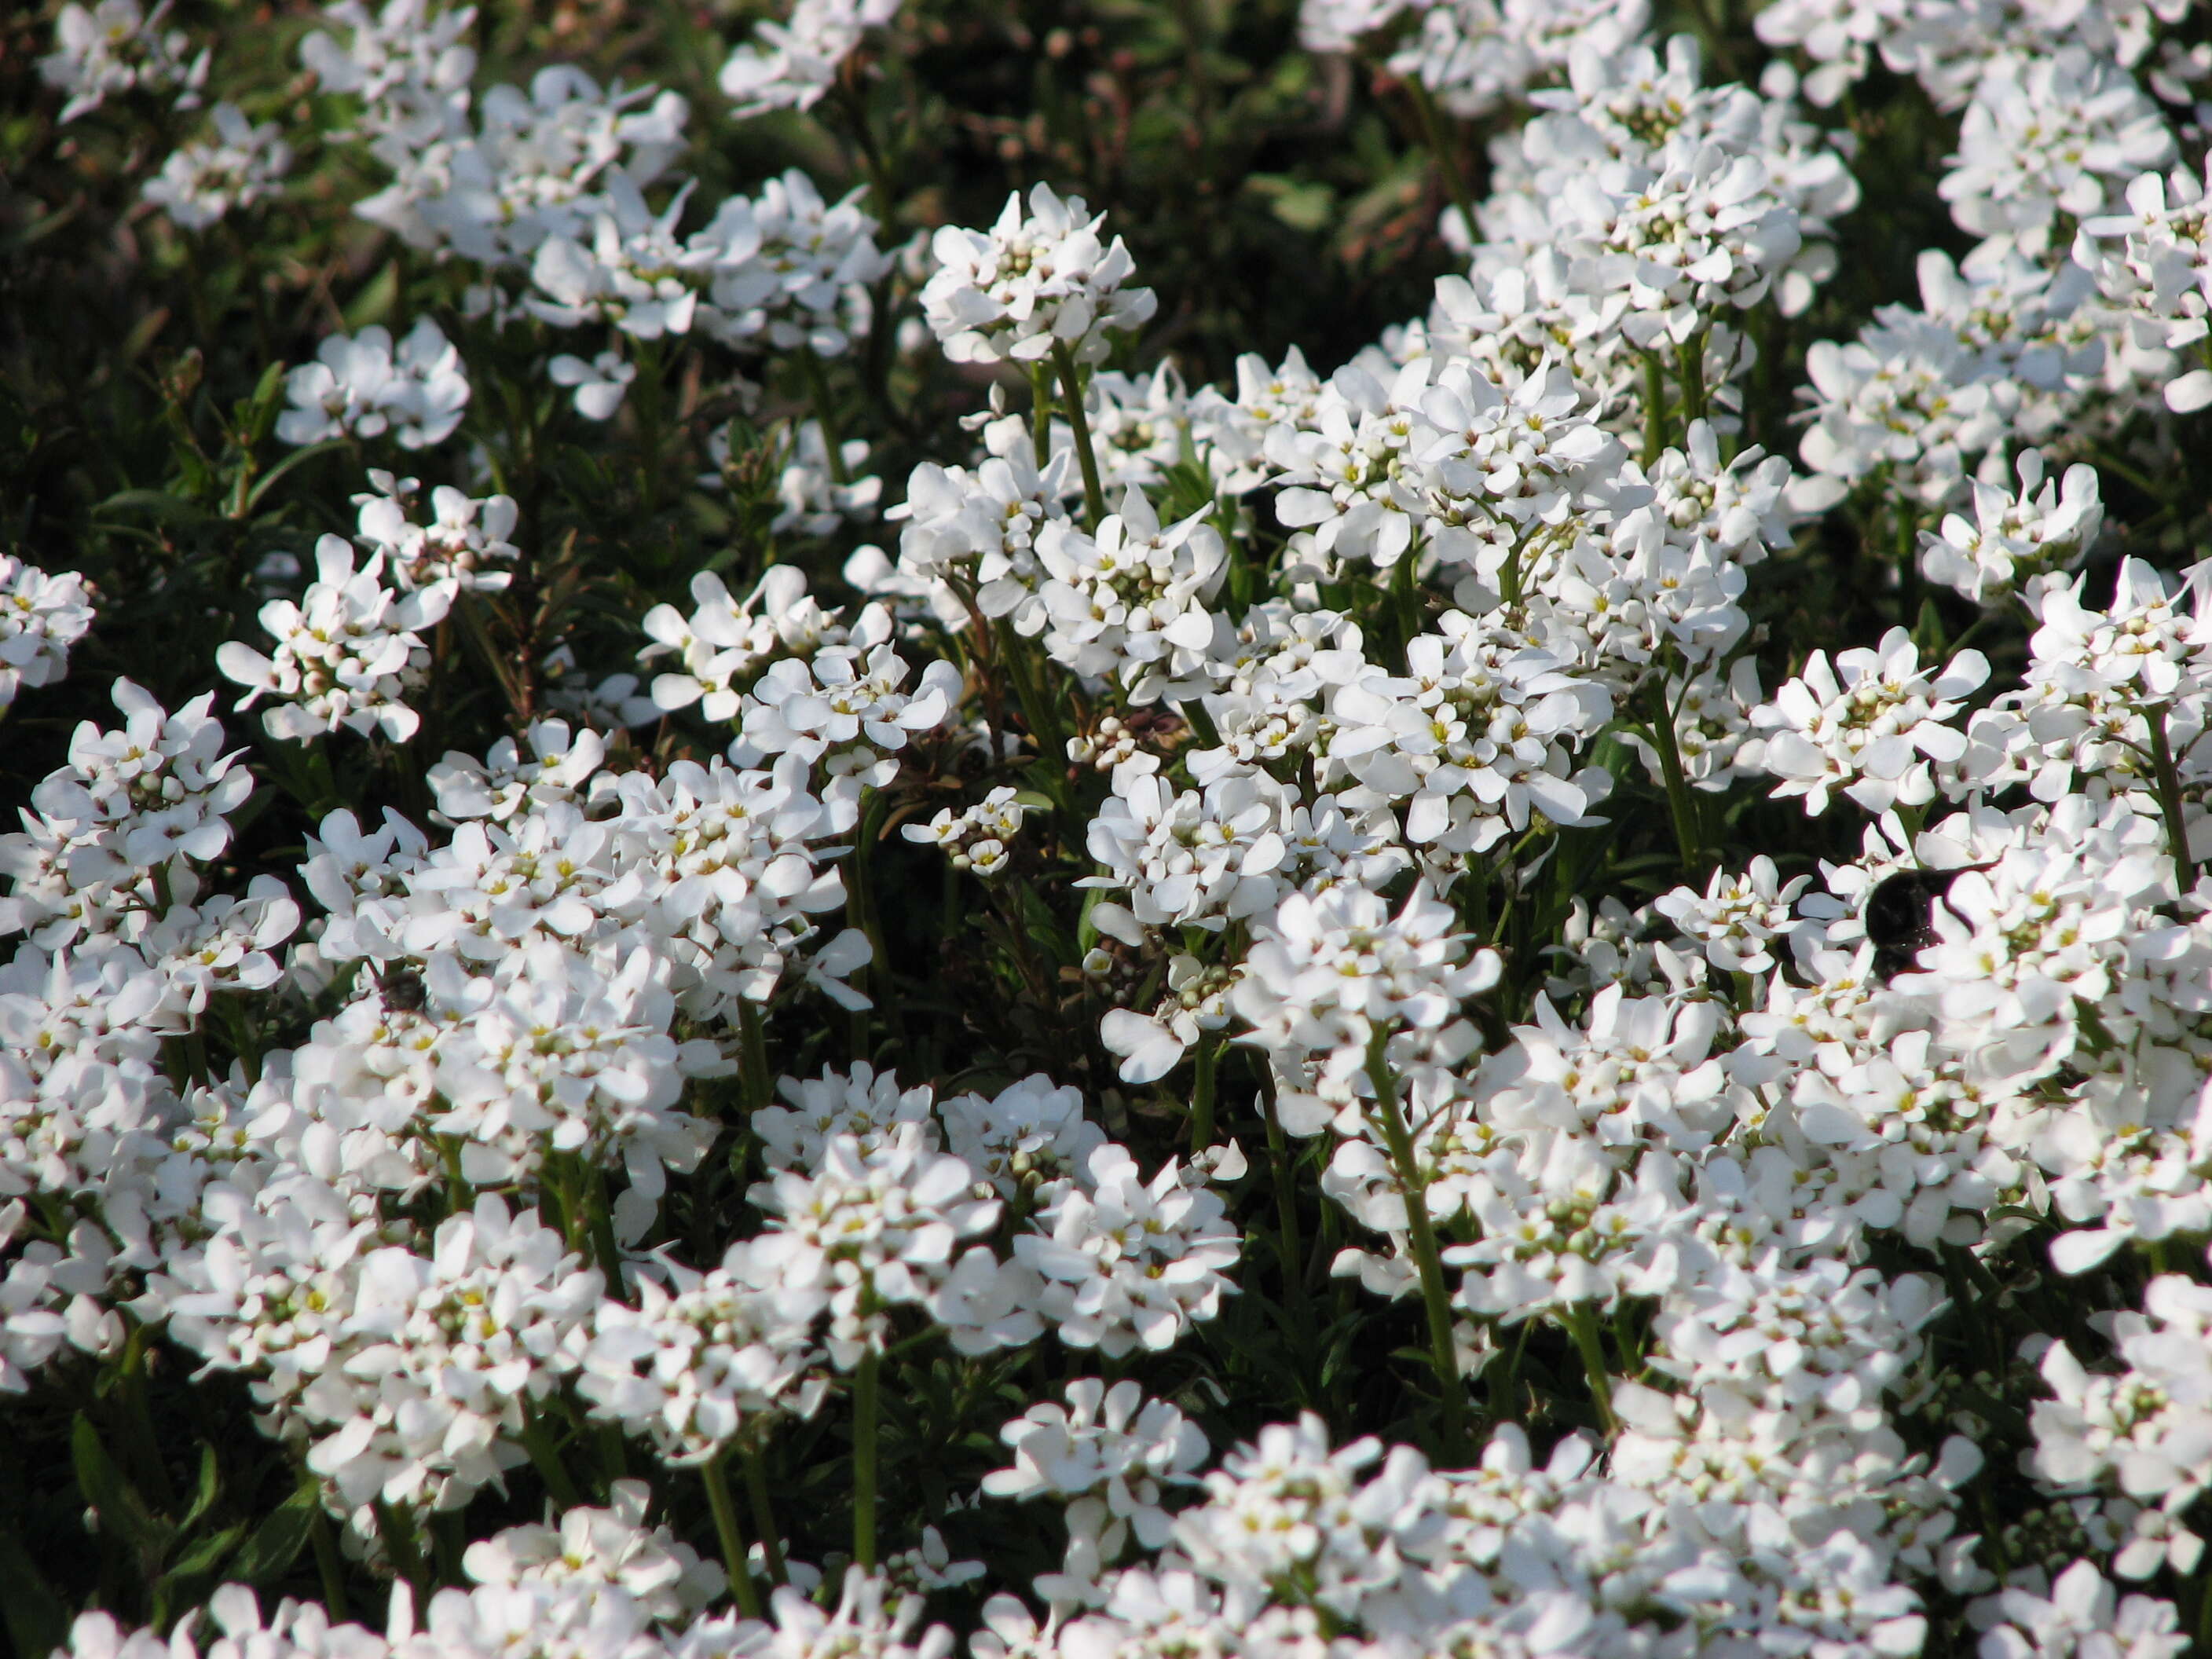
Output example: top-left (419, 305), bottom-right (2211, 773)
top-left (923, 185), bottom-right (1158, 367)
top-left (217, 537), bottom-right (451, 743)
top-left (0, 558), bottom-right (95, 714)
top-left (275, 320), bottom-right (471, 449)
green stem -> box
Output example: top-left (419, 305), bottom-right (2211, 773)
top-left (738, 1001), bottom-right (772, 1117)
top-left (118, 1322), bottom-right (178, 1511)
top-left (375, 1501), bottom-right (427, 1599)
top-left (845, 788), bottom-right (893, 1060)
top-left (1640, 350), bottom-right (1669, 468)
top-left (1363, 1034), bottom-right (1470, 1465)
top-left (519, 1405), bottom-right (584, 1509)
top-left (584, 1159), bottom-right (629, 1306)
top-left (1403, 76), bottom-right (1478, 241)
top-left (595, 1422), bottom-right (630, 1487)
top-left (1051, 340), bottom-right (1107, 528)
top-left (742, 1446), bottom-right (789, 1586)
top-left (309, 1500), bottom-right (348, 1620)
top-left (1677, 328), bottom-right (1708, 428)
top-left (634, 339), bottom-right (666, 515)
top-left (851, 1345), bottom-right (881, 1569)
top-left (1262, 1079), bottom-right (1310, 1320)
top-left (1646, 682), bottom-right (1702, 874)
top-left (703, 1452), bottom-right (765, 1617)
top-left (2148, 702), bottom-right (2196, 888)
top-left (1030, 363), bottom-right (1054, 472)
top-left (797, 349), bottom-right (849, 484)
top-left (1564, 1302), bottom-right (1620, 1434)
top-left (1189, 1038), bottom-right (1218, 1150)
top-left (994, 622), bottom-right (1073, 800)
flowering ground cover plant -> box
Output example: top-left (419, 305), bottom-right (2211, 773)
top-left (9, 0), bottom-right (2212, 1654)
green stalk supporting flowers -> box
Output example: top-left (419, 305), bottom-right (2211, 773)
top-left (1364, 1033), bottom-right (1470, 1466)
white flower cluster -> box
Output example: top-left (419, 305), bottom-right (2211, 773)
top-left (217, 535), bottom-right (453, 743)
top-left (528, 169), bottom-right (890, 390)
top-left (142, 101), bottom-right (291, 232)
top-left (2078, 155), bottom-right (2212, 413)
top-left (299, 0), bottom-right (892, 428)
top-left (902, 786), bottom-right (1032, 876)
top-left (0, 555), bottom-right (94, 713)
top-left (161, 1192), bottom-right (601, 1517)
top-left (922, 185), bottom-right (1159, 368)
top-left (59, 1569), bottom-right (956, 1659)
top-left (39, 0), bottom-right (207, 123)
top-left (1755, 0), bottom-right (2189, 112)
top-left (320, 27), bottom-right (688, 273)
top-left (351, 470), bottom-right (520, 593)
top-left (1299, 0), bottom-right (1650, 117)
top-left (274, 319), bottom-right (471, 450)
top-left (1414, 31), bottom-right (1859, 424)
top-left (2033, 1276), bottom-right (2212, 1580)
top-left (30, 0), bottom-right (2212, 1653)
top-left (983, 1378), bottom-right (1208, 1602)
top-left (1789, 9), bottom-right (2212, 509)
top-left (720, 0), bottom-right (902, 117)
top-left (639, 567), bottom-right (962, 808)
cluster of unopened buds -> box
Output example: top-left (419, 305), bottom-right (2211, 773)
top-left (902, 786), bottom-right (1032, 874)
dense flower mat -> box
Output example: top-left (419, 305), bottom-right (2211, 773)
top-left (7, 0), bottom-right (2212, 1656)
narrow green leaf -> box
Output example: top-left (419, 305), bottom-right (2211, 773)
top-left (71, 1413), bottom-right (172, 1562)
top-left (93, 488), bottom-right (207, 525)
top-left (229, 1489), bottom-right (315, 1587)
top-left (179, 1444), bottom-right (222, 1533)
top-left (0, 1529), bottom-right (68, 1659)
top-left (167, 1520), bottom-right (247, 1580)
top-left (243, 438), bottom-right (347, 514)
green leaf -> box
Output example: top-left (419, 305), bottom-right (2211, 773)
top-left (345, 260), bottom-right (398, 330)
top-left (234, 358), bottom-right (287, 447)
top-left (167, 1520), bottom-right (247, 1581)
top-left (226, 1485), bottom-right (320, 1586)
top-left (71, 1413), bottom-right (172, 1565)
top-left (0, 1529), bottom-right (68, 1659)
top-left (94, 488), bottom-right (209, 526)
top-left (180, 1444), bottom-right (222, 1533)
top-left (243, 438), bottom-right (348, 514)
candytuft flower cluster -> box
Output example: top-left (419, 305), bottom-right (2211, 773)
top-left (13, 1), bottom-right (2212, 1657)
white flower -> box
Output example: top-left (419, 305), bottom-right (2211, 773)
top-left (462, 1478), bottom-right (727, 1621)
top-left (529, 177), bottom-right (712, 341)
top-left (983, 1378), bottom-right (1207, 1599)
top-left (578, 1242), bottom-right (827, 1465)
top-left (1920, 450), bottom-right (2103, 607)
top-left (701, 171), bottom-right (890, 357)
top-left (217, 537), bottom-right (452, 743)
top-left (1941, 48), bottom-right (2174, 254)
top-left (1752, 628), bottom-right (1990, 815)
top-left (751, 1126), bottom-right (1015, 1367)
top-left (142, 102), bottom-right (290, 231)
top-left (275, 320), bottom-right (471, 449)
top-left (922, 185), bottom-right (1157, 367)
top-left (755, 1061), bottom-right (938, 1173)
top-left (0, 557), bottom-right (95, 712)
top-left (939, 1073), bottom-right (1104, 1202)
top-left (719, 0), bottom-right (902, 116)
top-left (353, 472), bottom-right (520, 593)
top-left (40, 0), bottom-right (207, 123)
top-left (1979, 1560), bottom-right (2188, 1659)
top-left (1654, 855), bottom-right (1809, 975)
top-left (550, 350), bottom-right (635, 420)
top-left (1013, 1143), bottom-right (1240, 1357)
top-left (1232, 882), bottom-right (1500, 1085)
